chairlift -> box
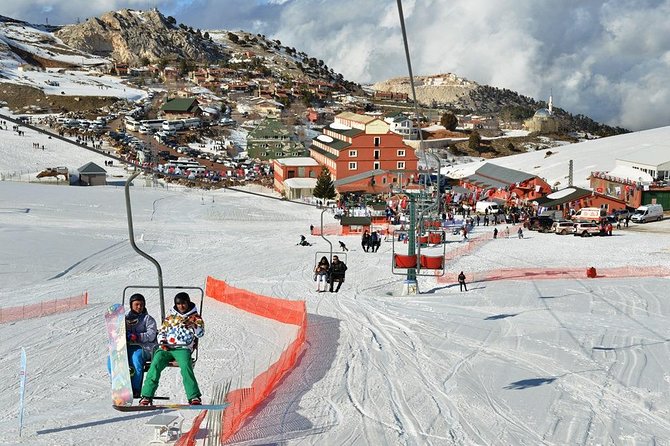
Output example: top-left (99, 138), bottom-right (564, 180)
top-left (391, 230), bottom-right (446, 277)
top-left (122, 170), bottom-right (204, 370)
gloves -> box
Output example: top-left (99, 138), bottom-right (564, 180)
top-left (127, 333), bottom-right (138, 343)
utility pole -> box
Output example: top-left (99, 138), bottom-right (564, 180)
top-left (568, 160), bottom-right (573, 187)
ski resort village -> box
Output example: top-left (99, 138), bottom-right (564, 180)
top-left (1, 6), bottom-right (670, 446)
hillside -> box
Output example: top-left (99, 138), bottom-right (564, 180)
top-left (374, 74), bottom-right (628, 137)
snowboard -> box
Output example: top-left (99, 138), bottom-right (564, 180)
top-left (104, 303), bottom-right (133, 407)
top-left (113, 402), bottom-right (230, 412)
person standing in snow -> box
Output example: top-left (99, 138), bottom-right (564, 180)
top-left (125, 294), bottom-right (157, 398)
top-left (493, 227), bottom-right (498, 239)
top-left (458, 271), bottom-right (468, 292)
top-left (517, 227), bottom-right (524, 239)
top-left (140, 292), bottom-right (204, 406)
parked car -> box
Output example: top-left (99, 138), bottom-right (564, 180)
top-left (528, 215), bottom-right (555, 232)
top-left (572, 222), bottom-right (602, 237)
top-left (552, 220), bottom-right (575, 235)
top-left (612, 209), bottom-right (633, 221)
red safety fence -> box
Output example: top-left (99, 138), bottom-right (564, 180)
top-left (437, 266), bottom-right (670, 285)
top-left (177, 276), bottom-right (307, 445)
top-left (311, 224), bottom-right (341, 236)
top-left (0, 292), bottom-right (88, 324)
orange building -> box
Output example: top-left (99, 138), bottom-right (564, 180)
top-left (308, 112), bottom-right (418, 194)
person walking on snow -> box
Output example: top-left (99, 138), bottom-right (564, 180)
top-left (140, 292), bottom-right (204, 406)
top-left (458, 271), bottom-right (468, 291)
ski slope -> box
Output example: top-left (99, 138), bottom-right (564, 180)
top-left (1, 125), bottom-right (670, 445)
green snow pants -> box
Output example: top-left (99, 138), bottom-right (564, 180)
top-left (141, 348), bottom-right (201, 400)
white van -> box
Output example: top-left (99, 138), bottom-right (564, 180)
top-left (475, 201), bottom-right (500, 214)
top-left (631, 204), bottom-right (663, 223)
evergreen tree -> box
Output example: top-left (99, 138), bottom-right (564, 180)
top-left (468, 131), bottom-right (481, 152)
top-left (440, 112), bottom-right (458, 131)
top-left (313, 167), bottom-right (336, 200)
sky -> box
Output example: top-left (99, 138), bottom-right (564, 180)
top-left (1, 2), bottom-right (670, 129)
top-left (2, 115), bottom-right (670, 444)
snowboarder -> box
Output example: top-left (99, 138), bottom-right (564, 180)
top-left (140, 292), bottom-right (204, 406)
top-left (125, 294), bottom-right (157, 398)
top-left (328, 255), bottom-right (348, 293)
top-left (458, 271), bottom-right (467, 292)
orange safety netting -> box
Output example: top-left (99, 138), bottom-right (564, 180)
top-left (0, 292), bottom-right (88, 324)
top-left (178, 276), bottom-right (307, 445)
top-left (311, 224), bottom-right (341, 236)
top-left (437, 266), bottom-right (670, 285)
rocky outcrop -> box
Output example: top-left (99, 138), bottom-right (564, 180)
top-left (55, 9), bottom-right (225, 65)
top-left (373, 73), bottom-right (479, 109)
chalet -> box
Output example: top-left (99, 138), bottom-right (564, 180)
top-left (160, 97), bottom-right (200, 118)
top-left (77, 162), bottom-right (107, 186)
top-left (459, 163), bottom-right (552, 205)
top-left (308, 112), bottom-right (418, 194)
top-left (272, 157), bottom-right (321, 198)
top-left (246, 118), bottom-right (307, 161)
top-left (383, 113), bottom-right (418, 140)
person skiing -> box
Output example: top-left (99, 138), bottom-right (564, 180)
top-left (125, 294), bottom-right (157, 398)
top-left (339, 240), bottom-right (349, 251)
top-left (328, 255), bottom-right (348, 293)
top-left (458, 271), bottom-right (468, 292)
top-left (140, 292), bottom-right (204, 406)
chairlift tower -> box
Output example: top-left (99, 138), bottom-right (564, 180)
top-left (401, 194), bottom-right (418, 295)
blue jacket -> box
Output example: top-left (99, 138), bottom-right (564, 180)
top-left (126, 310), bottom-right (157, 357)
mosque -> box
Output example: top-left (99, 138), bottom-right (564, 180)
top-left (524, 95), bottom-right (559, 133)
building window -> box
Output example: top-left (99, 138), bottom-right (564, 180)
top-left (374, 149), bottom-right (380, 160)
top-left (374, 161), bottom-right (380, 170)
top-left (382, 177), bottom-right (387, 184)
top-left (261, 152), bottom-right (267, 157)
top-left (374, 137), bottom-right (380, 146)
top-left (349, 162), bottom-right (357, 170)
top-left (275, 152), bottom-right (282, 157)
top-left (397, 161), bottom-right (405, 169)
top-left (349, 150), bottom-right (358, 157)
top-left (309, 171), bottom-right (316, 178)
top-left (397, 150), bottom-right (405, 157)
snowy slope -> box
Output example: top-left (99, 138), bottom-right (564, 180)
top-left (0, 21), bottom-right (146, 101)
top-left (444, 126), bottom-right (670, 189)
top-left (1, 124), bottom-right (670, 445)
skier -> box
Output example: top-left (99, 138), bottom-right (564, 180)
top-left (140, 292), bottom-right (204, 406)
top-left (339, 240), bottom-right (349, 252)
top-left (125, 294), bottom-right (157, 398)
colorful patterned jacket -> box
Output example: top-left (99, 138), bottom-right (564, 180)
top-left (156, 303), bottom-right (204, 350)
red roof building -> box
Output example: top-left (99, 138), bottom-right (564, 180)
top-left (309, 112), bottom-right (418, 194)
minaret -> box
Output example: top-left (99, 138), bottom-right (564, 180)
top-left (548, 90), bottom-right (553, 115)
